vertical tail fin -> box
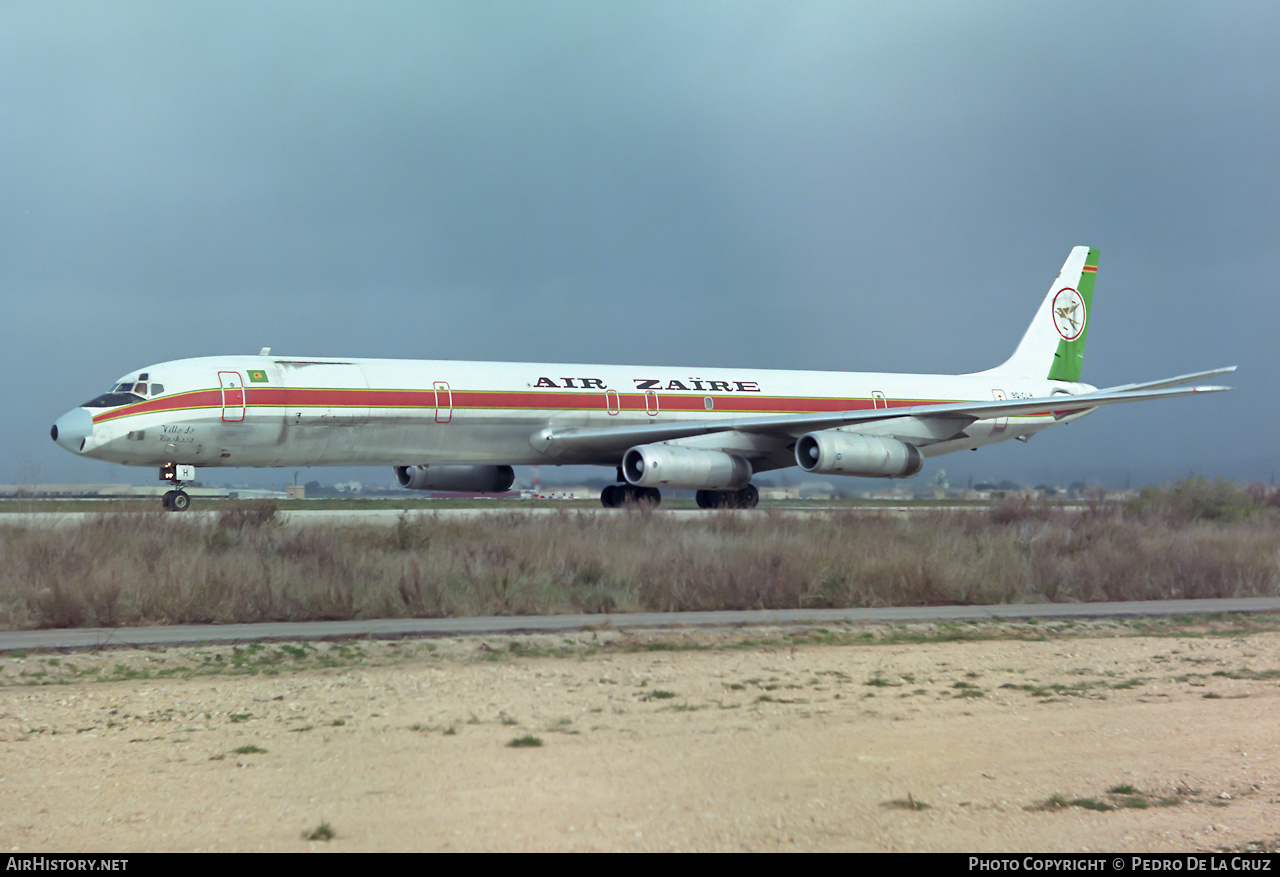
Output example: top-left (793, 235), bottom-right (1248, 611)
top-left (978, 246), bottom-right (1098, 381)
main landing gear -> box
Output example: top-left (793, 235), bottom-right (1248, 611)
top-left (695, 484), bottom-right (759, 509)
top-left (160, 463), bottom-right (195, 512)
top-left (600, 483), bottom-right (661, 508)
top-left (598, 483), bottom-right (761, 509)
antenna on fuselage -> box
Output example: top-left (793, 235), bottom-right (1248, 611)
top-left (259, 347), bottom-right (271, 356)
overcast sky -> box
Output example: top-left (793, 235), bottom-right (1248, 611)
top-left (5, 1), bottom-right (1277, 489)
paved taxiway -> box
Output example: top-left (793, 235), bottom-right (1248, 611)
top-left (1, 503), bottom-right (1075, 529)
top-left (3, 598), bottom-right (1279, 652)
top-left (3, 507), bottom-right (662, 528)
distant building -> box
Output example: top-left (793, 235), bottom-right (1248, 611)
top-left (796, 481), bottom-right (836, 499)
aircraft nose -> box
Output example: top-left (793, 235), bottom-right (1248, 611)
top-left (51, 408), bottom-right (93, 453)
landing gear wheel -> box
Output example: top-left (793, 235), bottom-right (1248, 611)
top-left (162, 490), bottom-right (175, 510)
top-left (601, 484), bottom-right (622, 508)
top-left (602, 484), bottom-right (661, 508)
top-left (169, 490), bottom-right (191, 512)
top-left (695, 485), bottom-right (758, 509)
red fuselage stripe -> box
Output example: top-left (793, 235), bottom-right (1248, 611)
top-left (91, 387), bottom-right (1058, 423)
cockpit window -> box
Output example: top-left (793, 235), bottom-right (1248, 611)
top-left (90, 376), bottom-right (166, 406)
top-left (82, 392), bottom-right (144, 408)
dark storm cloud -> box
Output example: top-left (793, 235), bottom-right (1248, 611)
top-left (5, 1), bottom-right (1276, 486)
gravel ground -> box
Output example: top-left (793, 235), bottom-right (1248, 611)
top-left (2, 619), bottom-right (1279, 852)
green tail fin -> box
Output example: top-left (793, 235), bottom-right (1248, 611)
top-left (978, 247), bottom-right (1098, 381)
top-left (1046, 247), bottom-right (1098, 382)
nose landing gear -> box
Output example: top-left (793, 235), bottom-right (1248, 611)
top-left (160, 463), bottom-right (195, 512)
top-left (161, 489), bottom-right (191, 512)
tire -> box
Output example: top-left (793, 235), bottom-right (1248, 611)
top-left (617, 485), bottom-right (659, 507)
top-left (170, 490), bottom-right (191, 512)
top-left (736, 484), bottom-right (759, 509)
top-left (162, 490), bottom-right (174, 510)
top-left (601, 484), bottom-right (621, 508)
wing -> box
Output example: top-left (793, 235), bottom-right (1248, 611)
top-left (539, 367), bottom-right (1236, 456)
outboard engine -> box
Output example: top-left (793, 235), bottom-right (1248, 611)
top-left (795, 431), bottom-right (923, 478)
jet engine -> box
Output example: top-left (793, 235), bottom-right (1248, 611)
top-left (795, 432), bottom-right (923, 478)
top-left (621, 444), bottom-right (752, 490)
top-left (394, 464), bottom-right (516, 492)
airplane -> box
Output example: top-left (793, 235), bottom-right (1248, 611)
top-left (50, 246), bottom-right (1234, 511)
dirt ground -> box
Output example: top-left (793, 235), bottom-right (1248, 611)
top-left (2, 620), bottom-right (1279, 852)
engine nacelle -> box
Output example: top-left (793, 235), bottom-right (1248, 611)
top-left (622, 444), bottom-right (752, 490)
top-left (795, 432), bottom-right (923, 478)
top-left (394, 464), bottom-right (516, 492)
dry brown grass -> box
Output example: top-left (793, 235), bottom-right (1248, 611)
top-left (1, 493), bottom-right (1277, 629)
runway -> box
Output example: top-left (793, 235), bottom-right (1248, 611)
top-left (0, 502), bottom-right (1053, 529)
top-left (3, 597), bottom-right (1278, 652)
top-left (2, 506), bottom-right (665, 528)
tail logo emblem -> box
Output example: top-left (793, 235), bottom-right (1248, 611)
top-left (1052, 288), bottom-right (1087, 341)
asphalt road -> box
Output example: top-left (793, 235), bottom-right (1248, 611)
top-left (3, 597), bottom-right (1278, 652)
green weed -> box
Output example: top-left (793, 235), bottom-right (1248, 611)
top-left (303, 821), bottom-right (335, 842)
top-left (643, 690), bottom-right (677, 700)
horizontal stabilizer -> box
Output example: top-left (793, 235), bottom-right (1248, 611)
top-left (1094, 366), bottom-right (1237, 394)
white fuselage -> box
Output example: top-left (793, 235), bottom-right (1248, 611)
top-left (67, 355), bottom-right (1091, 472)
top-left (52, 248), bottom-right (1233, 502)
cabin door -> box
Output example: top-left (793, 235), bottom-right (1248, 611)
top-left (219, 371), bottom-right (245, 422)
